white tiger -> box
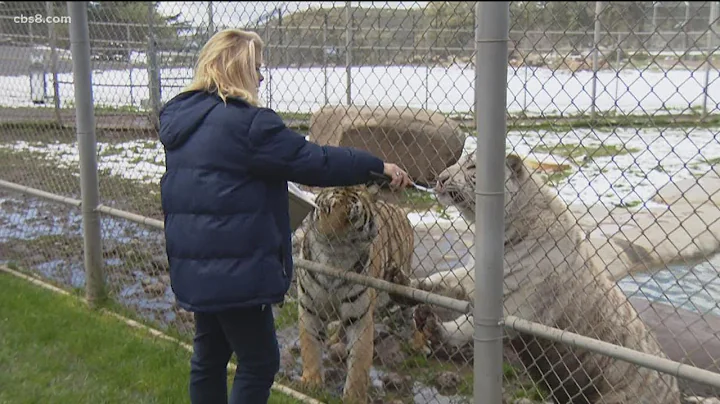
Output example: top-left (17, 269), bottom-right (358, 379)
top-left (411, 153), bottom-right (685, 403)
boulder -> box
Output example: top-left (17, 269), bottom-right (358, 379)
top-left (630, 297), bottom-right (720, 398)
top-left (308, 105), bottom-right (466, 185)
top-left (652, 166), bottom-right (720, 206)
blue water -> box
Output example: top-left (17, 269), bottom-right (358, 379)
top-left (0, 193), bottom-right (177, 325)
top-left (618, 255), bottom-right (720, 317)
top-left (0, 196), bottom-right (154, 244)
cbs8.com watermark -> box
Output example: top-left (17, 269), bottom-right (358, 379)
top-left (14, 14), bottom-right (71, 25)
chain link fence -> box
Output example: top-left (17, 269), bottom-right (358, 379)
top-left (1, 1), bottom-right (720, 404)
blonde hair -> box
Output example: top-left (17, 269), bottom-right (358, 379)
top-left (184, 29), bottom-right (264, 106)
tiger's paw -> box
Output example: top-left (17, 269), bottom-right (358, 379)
top-left (300, 371), bottom-right (323, 390)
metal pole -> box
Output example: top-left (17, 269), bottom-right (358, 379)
top-left (653, 2), bottom-right (660, 52)
top-left (425, 64), bottom-right (430, 110)
top-left (207, 1), bottom-right (214, 36)
top-left (702, 1), bottom-right (718, 119)
top-left (615, 32), bottom-right (623, 114)
top-left (591, 1), bottom-right (603, 121)
top-left (504, 314), bottom-right (720, 389)
top-left (147, 1), bottom-right (161, 127)
top-left (265, 12), bottom-right (272, 109)
top-left (47, 1), bottom-right (62, 125)
top-left (523, 62), bottom-right (528, 115)
top-left (345, 1), bottom-right (352, 106)
top-left (684, 1), bottom-right (691, 58)
top-left (474, 2), bottom-right (509, 404)
top-left (278, 8), bottom-right (284, 67)
top-left (127, 24), bottom-right (135, 108)
top-left (424, 11), bottom-right (430, 110)
top-left (323, 13), bottom-right (328, 106)
top-left (67, 1), bottom-right (106, 308)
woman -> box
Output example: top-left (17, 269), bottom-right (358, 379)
top-left (158, 29), bottom-right (413, 404)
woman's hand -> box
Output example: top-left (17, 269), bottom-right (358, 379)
top-left (383, 163), bottom-right (413, 189)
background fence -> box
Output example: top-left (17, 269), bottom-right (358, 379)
top-left (1, 1), bottom-right (720, 403)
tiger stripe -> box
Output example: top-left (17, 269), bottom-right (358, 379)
top-left (296, 184), bottom-right (414, 404)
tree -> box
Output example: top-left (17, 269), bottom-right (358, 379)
top-left (422, 1), bottom-right (475, 58)
top-left (0, 1), bottom-right (187, 52)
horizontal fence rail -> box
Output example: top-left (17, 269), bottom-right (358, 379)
top-left (1, 2), bottom-right (720, 404)
top-left (3, 177), bottom-right (720, 392)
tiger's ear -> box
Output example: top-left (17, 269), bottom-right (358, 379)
top-left (506, 153), bottom-right (527, 179)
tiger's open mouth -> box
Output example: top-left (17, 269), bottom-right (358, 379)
top-left (447, 190), bottom-right (465, 204)
top-left (437, 188), bottom-right (465, 204)
top-left (435, 187), bottom-right (469, 212)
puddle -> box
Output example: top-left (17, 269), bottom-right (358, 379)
top-left (0, 194), bottom-right (156, 244)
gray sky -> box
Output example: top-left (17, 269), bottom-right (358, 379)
top-left (156, 1), bottom-right (429, 29)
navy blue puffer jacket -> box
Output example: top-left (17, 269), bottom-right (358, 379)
top-left (158, 90), bottom-right (384, 312)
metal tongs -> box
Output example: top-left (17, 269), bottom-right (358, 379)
top-left (369, 172), bottom-right (436, 195)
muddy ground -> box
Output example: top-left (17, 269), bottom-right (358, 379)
top-left (2, 123), bottom-right (720, 403)
top-left (0, 186), bottom-right (554, 404)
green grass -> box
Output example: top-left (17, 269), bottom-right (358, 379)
top-left (703, 156), bottom-right (720, 166)
top-left (532, 142), bottom-right (639, 159)
top-left (0, 271), bottom-right (301, 404)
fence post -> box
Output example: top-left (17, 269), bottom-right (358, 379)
top-left (67, 1), bottom-right (106, 308)
top-left (702, 1), bottom-right (718, 120)
top-left (591, 1), bottom-right (603, 121)
top-left (474, 2), bottom-right (509, 404)
top-left (265, 13), bottom-right (273, 110)
top-left (127, 24), bottom-right (135, 108)
top-left (47, 1), bottom-right (62, 125)
top-left (147, 1), bottom-right (161, 127)
top-left (345, 1), bottom-right (352, 106)
top-left (323, 12), bottom-right (328, 106)
top-left (683, 1), bottom-right (691, 58)
top-left (207, 1), bottom-right (214, 36)
top-left (615, 32), bottom-right (623, 114)
top-left (424, 12), bottom-right (430, 110)
top-left (652, 1), bottom-right (660, 52)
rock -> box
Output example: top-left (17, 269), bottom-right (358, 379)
top-left (374, 323), bottom-right (392, 342)
top-left (380, 372), bottom-right (412, 392)
top-left (141, 279), bottom-right (166, 297)
top-left (631, 298), bottom-right (720, 398)
top-left (433, 370), bottom-right (462, 393)
top-left (575, 202), bottom-right (720, 282)
top-left (151, 254), bottom-right (169, 271)
top-left (323, 366), bottom-right (345, 385)
top-left (309, 104), bottom-right (466, 185)
top-left (514, 399), bottom-right (536, 404)
top-left (329, 342), bottom-right (347, 363)
top-left (373, 335), bottom-right (406, 367)
top-left (279, 347), bottom-right (296, 378)
top-left (651, 173), bottom-right (720, 206)
top-left (372, 400), bottom-right (404, 404)
top-left (175, 308), bottom-right (194, 325)
top-left (290, 338), bottom-right (301, 355)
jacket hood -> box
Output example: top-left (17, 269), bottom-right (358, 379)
top-left (159, 91), bottom-right (220, 150)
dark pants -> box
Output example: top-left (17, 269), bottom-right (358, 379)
top-left (189, 305), bottom-right (280, 404)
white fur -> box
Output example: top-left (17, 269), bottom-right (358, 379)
top-left (412, 153), bottom-right (683, 403)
